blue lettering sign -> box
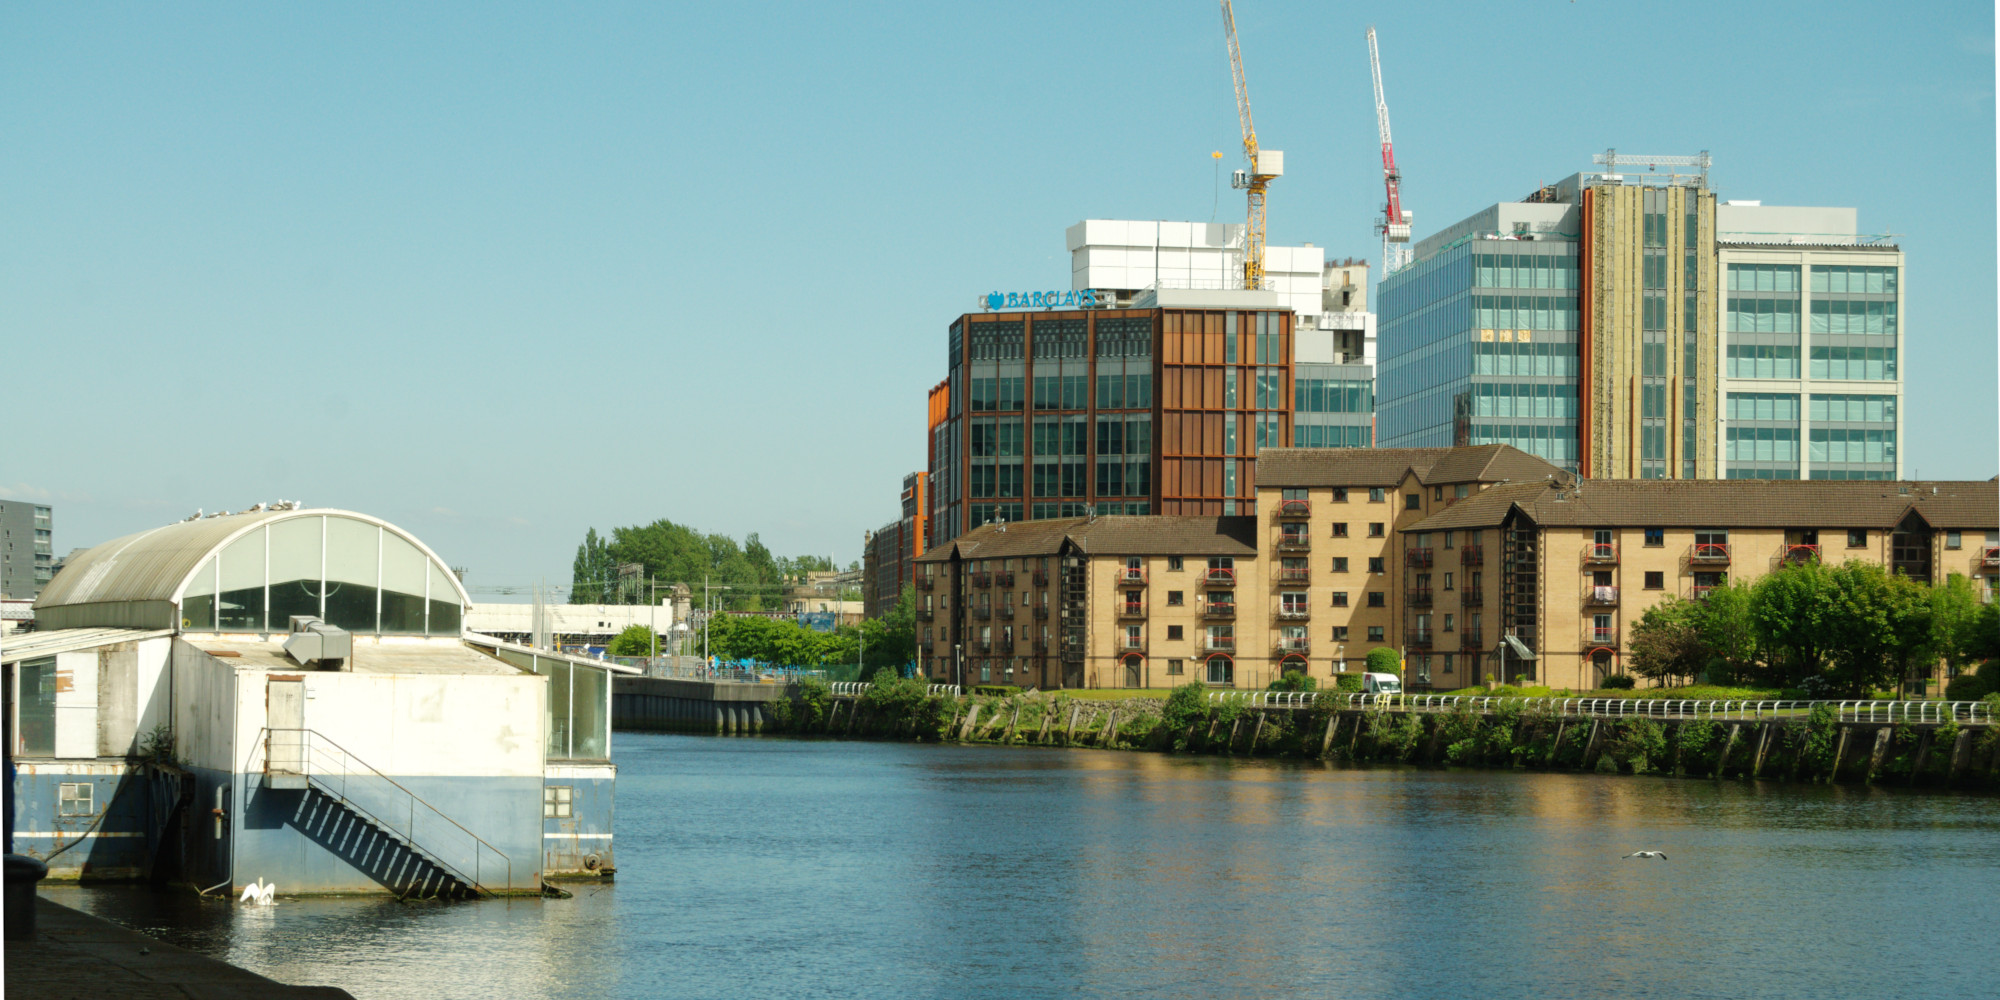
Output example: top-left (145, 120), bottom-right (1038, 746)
top-left (982, 289), bottom-right (1106, 311)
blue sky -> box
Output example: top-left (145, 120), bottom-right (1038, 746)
top-left (4, 1), bottom-right (1993, 598)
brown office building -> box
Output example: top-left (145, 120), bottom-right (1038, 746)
top-left (929, 290), bottom-right (1297, 549)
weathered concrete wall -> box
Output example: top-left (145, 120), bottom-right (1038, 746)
top-left (611, 677), bottom-right (782, 735)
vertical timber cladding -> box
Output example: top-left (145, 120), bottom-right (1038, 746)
top-left (1158, 309), bottom-right (1291, 515)
top-left (1582, 184), bottom-right (1716, 478)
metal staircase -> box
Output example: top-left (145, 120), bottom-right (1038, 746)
top-left (261, 728), bottom-right (512, 898)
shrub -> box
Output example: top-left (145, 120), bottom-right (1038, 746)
top-left (1161, 681), bottom-right (1210, 748)
top-left (973, 684), bottom-right (1022, 697)
top-left (1365, 647), bottom-right (1402, 675)
top-left (1334, 673), bottom-right (1364, 693)
top-left (1600, 675), bottom-right (1636, 690)
top-left (1269, 671), bottom-right (1318, 692)
top-left (1606, 719), bottom-right (1667, 772)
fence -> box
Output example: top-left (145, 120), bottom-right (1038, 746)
top-left (830, 682), bottom-right (962, 697)
top-left (1291, 694), bottom-right (1995, 725)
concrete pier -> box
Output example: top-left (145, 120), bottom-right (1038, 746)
top-left (611, 677), bottom-right (785, 735)
top-left (6, 895), bottom-right (354, 999)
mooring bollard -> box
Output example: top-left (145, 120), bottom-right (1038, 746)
top-left (5, 854), bottom-right (48, 940)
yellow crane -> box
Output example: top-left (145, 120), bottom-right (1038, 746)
top-left (1220, 0), bottom-right (1281, 291)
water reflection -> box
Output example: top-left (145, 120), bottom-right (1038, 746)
top-left (58, 735), bottom-right (2000, 1000)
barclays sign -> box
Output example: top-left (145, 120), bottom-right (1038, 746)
top-left (981, 289), bottom-right (1109, 311)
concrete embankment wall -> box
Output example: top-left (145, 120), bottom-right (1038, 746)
top-left (611, 677), bottom-right (782, 735)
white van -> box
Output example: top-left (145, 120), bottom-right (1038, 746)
top-left (1362, 672), bottom-right (1402, 695)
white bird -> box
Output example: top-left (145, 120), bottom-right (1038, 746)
top-left (1622, 851), bottom-right (1668, 860)
top-left (240, 878), bottom-right (277, 904)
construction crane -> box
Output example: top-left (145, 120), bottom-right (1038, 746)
top-left (1221, 0), bottom-right (1281, 291)
top-left (1368, 26), bottom-right (1411, 275)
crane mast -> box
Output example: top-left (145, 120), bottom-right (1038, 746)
top-left (1368, 26), bottom-right (1411, 275)
top-left (1221, 1), bottom-right (1280, 291)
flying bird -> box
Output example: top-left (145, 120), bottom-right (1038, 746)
top-left (1622, 851), bottom-right (1668, 859)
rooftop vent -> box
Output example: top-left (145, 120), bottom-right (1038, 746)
top-left (283, 616), bottom-right (352, 670)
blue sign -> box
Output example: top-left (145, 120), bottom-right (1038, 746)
top-left (984, 289), bottom-right (1107, 311)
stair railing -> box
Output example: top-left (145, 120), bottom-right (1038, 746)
top-left (261, 727), bottom-right (512, 897)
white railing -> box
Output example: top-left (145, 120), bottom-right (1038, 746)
top-left (828, 681), bottom-right (962, 697)
top-left (1207, 691), bottom-right (1317, 709)
top-left (1274, 694), bottom-right (1994, 724)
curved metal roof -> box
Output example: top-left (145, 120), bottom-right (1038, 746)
top-left (34, 508), bottom-right (471, 613)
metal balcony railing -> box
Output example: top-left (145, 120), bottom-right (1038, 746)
top-left (1032, 605), bottom-right (1049, 620)
top-left (1783, 543), bottom-right (1821, 565)
top-left (1204, 567), bottom-right (1236, 585)
top-left (1406, 589), bottom-right (1433, 608)
top-left (1278, 499), bottom-right (1311, 518)
top-left (995, 571), bottom-right (1015, 587)
top-left (1585, 626), bottom-right (1620, 647)
top-left (972, 606), bottom-right (992, 620)
top-left (1691, 543), bottom-right (1731, 564)
top-left (1582, 542), bottom-right (1619, 565)
top-left (1459, 629), bottom-right (1483, 650)
top-left (1275, 637), bottom-right (1311, 654)
top-left (1691, 585), bottom-right (1719, 601)
top-left (998, 639), bottom-right (1015, 654)
top-left (1206, 636), bottom-right (1236, 652)
top-left (1032, 570), bottom-right (1050, 586)
top-left (1460, 544), bottom-right (1484, 566)
top-left (915, 608), bottom-right (935, 621)
top-left (1118, 601), bottom-right (1147, 618)
top-left (974, 641), bottom-right (991, 654)
top-left (1583, 585), bottom-right (1619, 607)
top-left (916, 577), bottom-right (935, 591)
top-left (1406, 548), bottom-right (1434, 568)
top-left (1459, 590), bottom-right (1484, 607)
top-left (1405, 630), bottom-right (1434, 648)
top-left (1276, 567), bottom-right (1310, 584)
top-left (1117, 567), bottom-right (1148, 584)
top-left (995, 604), bottom-right (1016, 619)
top-left (1274, 536), bottom-right (1311, 553)
top-left (971, 572), bottom-right (993, 588)
top-left (1120, 636), bottom-right (1147, 653)
top-left (1203, 602), bottom-right (1237, 619)
top-left (1276, 605), bottom-right (1310, 621)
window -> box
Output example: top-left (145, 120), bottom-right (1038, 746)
top-left (1470, 571), bottom-right (1483, 591)
top-left (1369, 523), bottom-right (1385, 538)
top-left (1206, 656), bottom-right (1234, 684)
top-left (1331, 625), bottom-right (1350, 641)
top-left (1332, 557), bottom-right (1349, 572)
top-left (1444, 531), bottom-right (1455, 549)
top-left (1331, 591), bottom-right (1349, 607)
top-left (1946, 532), bottom-right (1962, 550)
top-left (543, 785), bottom-right (575, 819)
top-left (1167, 590), bottom-right (1184, 606)
top-left (1443, 614), bottom-right (1455, 632)
top-left (1167, 659), bottom-right (1184, 676)
top-left (1849, 529), bottom-right (1868, 547)
top-left (1644, 528), bottom-right (1664, 547)
top-left (1644, 571), bottom-right (1664, 589)
top-left (1167, 625), bottom-right (1184, 641)
top-left (1368, 557), bottom-right (1384, 574)
top-left (1455, 485), bottom-right (1470, 499)
top-left (1333, 488), bottom-right (1349, 502)
top-left (1433, 486), bottom-right (1445, 501)
top-left (1367, 626), bottom-right (1385, 641)
top-left (1169, 556), bottom-right (1184, 571)
top-left (1442, 654), bottom-right (1455, 675)
top-left (1443, 572), bottom-right (1455, 591)
top-left (1281, 592), bottom-right (1309, 615)
top-left (1367, 591), bottom-right (1385, 608)
top-left (1405, 493), bottom-right (1422, 510)
top-left (1331, 522), bottom-right (1349, 537)
top-left (59, 782), bottom-right (95, 817)
top-left (1369, 488), bottom-right (1386, 503)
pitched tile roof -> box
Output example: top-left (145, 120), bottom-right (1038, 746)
top-left (914, 515), bottom-right (1258, 563)
top-left (1254, 444), bottom-right (1567, 488)
top-left (1407, 479), bottom-right (2000, 532)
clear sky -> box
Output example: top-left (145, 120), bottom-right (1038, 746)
top-left (5, 1), bottom-right (1994, 599)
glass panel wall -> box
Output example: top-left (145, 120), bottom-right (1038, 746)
top-left (218, 528), bottom-right (266, 630)
top-left (324, 517), bottom-right (380, 632)
top-left (428, 562), bottom-right (463, 635)
top-left (267, 516), bottom-right (323, 628)
top-left (570, 665), bottom-right (607, 759)
top-left (381, 530), bottom-right (429, 634)
top-left (182, 556), bottom-right (217, 631)
top-left (17, 656), bottom-right (57, 756)
top-left (184, 515), bottom-right (459, 635)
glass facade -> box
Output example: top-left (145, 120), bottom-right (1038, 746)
top-left (179, 514), bottom-right (465, 635)
top-left (1379, 240), bottom-right (1581, 469)
top-left (1724, 392), bottom-right (1801, 479)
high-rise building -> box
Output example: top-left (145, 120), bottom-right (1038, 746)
top-left (0, 499), bottom-right (54, 599)
top-left (863, 472), bottom-right (927, 619)
top-left (1376, 154), bottom-right (1902, 480)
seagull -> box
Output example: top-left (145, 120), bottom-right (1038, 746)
top-left (240, 878), bottom-right (277, 904)
top-left (1622, 851), bottom-right (1668, 859)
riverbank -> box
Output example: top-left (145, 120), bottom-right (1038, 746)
top-left (6, 893), bottom-right (355, 999)
top-left (767, 685), bottom-right (2000, 789)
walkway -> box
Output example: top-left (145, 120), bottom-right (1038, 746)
top-left (4, 894), bottom-right (354, 999)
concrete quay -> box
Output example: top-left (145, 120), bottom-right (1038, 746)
top-left (611, 676), bottom-right (783, 734)
top-left (4, 894), bottom-right (354, 999)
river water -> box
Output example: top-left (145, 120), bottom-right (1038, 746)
top-left (51, 733), bottom-right (2000, 999)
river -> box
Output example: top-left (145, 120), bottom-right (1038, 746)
top-left (48, 733), bottom-right (2000, 999)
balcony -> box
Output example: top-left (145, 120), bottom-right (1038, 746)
top-left (916, 577), bottom-right (936, 591)
top-left (1120, 636), bottom-right (1148, 654)
top-left (1276, 605), bottom-right (1311, 621)
top-left (1405, 630), bottom-right (1434, 649)
top-left (1118, 601), bottom-right (1148, 619)
top-left (1584, 625), bottom-right (1620, 647)
top-left (1459, 629), bottom-right (1483, 650)
top-left (998, 638), bottom-right (1016, 654)
top-left (1116, 567), bottom-right (1148, 585)
top-left (1276, 567), bottom-right (1311, 584)
top-left (1274, 636), bottom-right (1311, 654)
top-left (1979, 545), bottom-right (2000, 568)
top-left (1274, 535), bottom-right (1311, 553)
top-left (1205, 636), bottom-right (1236, 652)
top-left (1459, 589), bottom-right (1483, 607)
top-left (1033, 637), bottom-right (1049, 654)
top-left (1203, 567), bottom-right (1237, 586)
top-left (1406, 589), bottom-right (1434, 609)
top-left (916, 608), bottom-right (935, 621)
top-left (1582, 542), bottom-right (1619, 566)
top-left (1406, 548), bottom-right (1434, 569)
top-left (974, 640), bottom-right (992, 654)
top-left (1583, 585), bottom-right (1619, 607)
top-left (973, 606), bottom-right (994, 621)
top-left (1278, 499), bottom-right (1311, 518)
top-left (1690, 543), bottom-right (1732, 565)
top-left (995, 571), bottom-right (1016, 588)
top-left (1691, 585), bottom-right (1719, 601)
top-left (1202, 602), bottom-right (1237, 619)
top-left (1459, 544), bottom-right (1484, 566)
top-left (1032, 605), bottom-right (1049, 620)
top-left (995, 604), bottom-right (1016, 620)
top-left (971, 572), bottom-right (993, 588)
top-left (1782, 544), bottom-right (1821, 566)
top-left (1032, 570), bottom-right (1050, 586)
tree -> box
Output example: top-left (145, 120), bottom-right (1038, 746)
top-left (570, 529), bottom-right (616, 604)
top-left (607, 625), bottom-right (661, 657)
top-left (1822, 562), bottom-right (1932, 698)
top-left (1694, 581), bottom-right (1759, 683)
top-left (1627, 598), bottom-right (1706, 685)
top-left (1749, 560), bottom-right (1839, 687)
top-left (1366, 647), bottom-right (1401, 675)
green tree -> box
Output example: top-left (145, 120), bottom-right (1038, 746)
top-left (1694, 581), bottom-right (1760, 683)
top-left (570, 528), bottom-right (616, 604)
top-left (1749, 560), bottom-right (1840, 687)
top-left (1823, 562), bottom-right (1932, 697)
top-left (1627, 597), bottom-right (1706, 685)
top-left (1366, 647), bottom-right (1401, 675)
top-left (607, 625), bottom-right (662, 657)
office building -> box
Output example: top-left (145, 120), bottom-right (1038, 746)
top-left (1376, 152), bottom-right (1902, 480)
top-left (863, 473), bottom-right (927, 619)
top-left (0, 499), bottom-right (54, 599)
